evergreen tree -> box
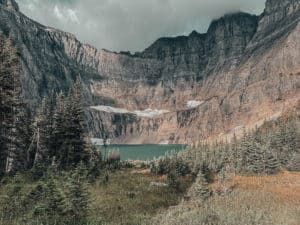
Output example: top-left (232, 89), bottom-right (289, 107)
top-left (43, 175), bottom-right (65, 221)
top-left (68, 79), bottom-right (89, 166)
top-left (64, 163), bottom-right (89, 224)
top-left (287, 152), bottom-right (300, 171)
top-left (244, 136), bottom-right (262, 174)
top-left (52, 92), bottom-right (67, 167)
top-left (192, 170), bottom-right (211, 200)
top-left (0, 35), bottom-right (28, 175)
top-left (260, 140), bottom-right (280, 174)
top-left (167, 169), bottom-right (181, 193)
top-left (55, 80), bottom-right (89, 169)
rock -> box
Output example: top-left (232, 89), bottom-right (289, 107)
top-left (0, 0), bottom-right (19, 11)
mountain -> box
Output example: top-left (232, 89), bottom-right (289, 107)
top-left (0, 0), bottom-right (299, 145)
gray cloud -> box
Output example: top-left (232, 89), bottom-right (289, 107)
top-left (16, 0), bottom-right (266, 52)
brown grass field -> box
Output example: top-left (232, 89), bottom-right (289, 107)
top-left (152, 171), bottom-right (300, 225)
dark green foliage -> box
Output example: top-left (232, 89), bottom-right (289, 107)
top-left (64, 163), bottom-right (89, 224)
top-left (0, 34), bottom-right (30, 177)
top-left (1, 174), bottom-right (26, 219)
top-left (29, 79), bottom-right (94, 173)
top-left (183, 116), bottom-right (299, 177)
top-left (151, 153), bottom-right (191, 176)
top-left (167, 169), bottom-right (181, 192)
top-left (88, 149), bottom-right (103, 183)
top-left (287, 152), bottom-right (300, 171)
top-left (53, 80), bottom-right (91, 170)
top-left (0, 166), bottom-right (90, 225)
top-left (193, 171), bottom-right (211, 200)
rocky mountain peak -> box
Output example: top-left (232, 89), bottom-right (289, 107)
top-left (0, 0), bottom-right (19, 11)
top-left (265, 0), bottom-right (300, 14)
top-left (0, 0), bottom-right (299, 145)
top-left (248, 0), bottom-right (300, 48)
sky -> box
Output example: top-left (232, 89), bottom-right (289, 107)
top-left (16, 0), bottom-right (266, 52)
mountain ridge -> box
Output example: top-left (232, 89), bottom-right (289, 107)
top-left (0, 0), bottom-right (299, 144)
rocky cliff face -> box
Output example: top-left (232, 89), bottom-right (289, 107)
top-left (0, 0), bottom-right (299, 144)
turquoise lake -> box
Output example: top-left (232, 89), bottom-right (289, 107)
top-left (96, 144), bottom-right (187, 161)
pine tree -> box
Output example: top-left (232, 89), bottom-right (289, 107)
top-left (192, 170), bottom-right (211, 200)
top-left (245, 135), bottom-right (262, 174)
top-left (275, 123), bottom-right (290, 166)
top-left (287, 152), bottom-right (300, 171)
top-left (64, 163), bottom-right (89, 224)
top-left (68, 79), bottom-right (89, 166)
top-left (54, 80), bottom-right (89, 169)
top-left (0, 35), bottom-right (28, 175)
top-left (260, 140), bottom-right (280, 174)
top-left (44, 175), bottom-right (65, 219)
top-left (52, 92), bottom-right (67, 167)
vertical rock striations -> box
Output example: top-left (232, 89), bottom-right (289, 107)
top-left (0, 0), bottom-right (299, 144)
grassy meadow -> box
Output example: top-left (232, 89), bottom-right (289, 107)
top-left (0, 168), bottom-right (193, 225)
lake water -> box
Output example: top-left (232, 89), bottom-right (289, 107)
top-left (96, 144), bottom-right (187, 161)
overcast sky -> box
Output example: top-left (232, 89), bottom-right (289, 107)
top-left (16, 0), bottom-right (266, 52)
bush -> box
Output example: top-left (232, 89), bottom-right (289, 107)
top-left (151, 154), bottom-right (191, 176)
top-left (0, 165), bottom-right (90, 225)
top-left (167, 170), bottom-right (181, 193)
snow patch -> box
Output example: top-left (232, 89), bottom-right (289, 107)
top-left (187, 100), bottom-right (204, 109)
top-left (91, 138), bottom-right (111, 146)
top-left (158, 140), bottom-right (169, 145)
top-left (133, 109), bottom-right (170, 118)
top-left (231, 125), bottom-right (244, 134)
top-left (90, 106), bottom-right (169, 118)
top-left (267, 111), bottom-right (282, 121)
top-left (91, 106), bottom-right (130, 114)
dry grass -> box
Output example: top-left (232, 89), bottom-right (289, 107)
top-left (210, 171), bottom-right (300, 203)
top-left (151, 172), bottom-right (300, 225)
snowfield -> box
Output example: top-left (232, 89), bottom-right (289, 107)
top-left (90, 106), bottom-right (170, 118)
top-left (187, 100), bottom-right (204, 108)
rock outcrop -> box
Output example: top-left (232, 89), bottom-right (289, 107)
top-left (0, 0), bottom-right (299, 144)
top-left (0, 0), bottom-right (18, 11)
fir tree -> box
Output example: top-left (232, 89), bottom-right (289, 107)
top-left (244, 136), bottom-right (262, 174)
top-left (64, 163), bottom-right (89, 224)
top-left (68, 79), bottom-right (89, 166)
top-left (167, 169), bottom-right (181, 192)
top-left (52, 92), bottom-right (67, 167)
top-left (0, 35), bottom-right (28, 175)
top-left (261, 141), bottom-right (280, 174)
top-left (56, 80), bottom-right (89, 169)
top-left (192, 170), bottom-right (211, 200)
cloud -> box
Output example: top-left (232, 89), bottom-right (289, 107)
top-left (16, 0), bottom-right (266, 52)
top-left (53, 5), bottom-right (79, 23)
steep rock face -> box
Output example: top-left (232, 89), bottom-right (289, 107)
top-left (0, 4), bottom-right (100, 108)
top-left (0, 0), bottom-right (299, 144)
top-left (0, 0), bottom-right (18, 11)
top-left (248, 0), bottom-right (300, 50)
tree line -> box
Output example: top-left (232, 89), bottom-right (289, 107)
top-left (0, 33), bottom-right (104, 225)
top-left (0, 33), bottom-right (99, 180)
